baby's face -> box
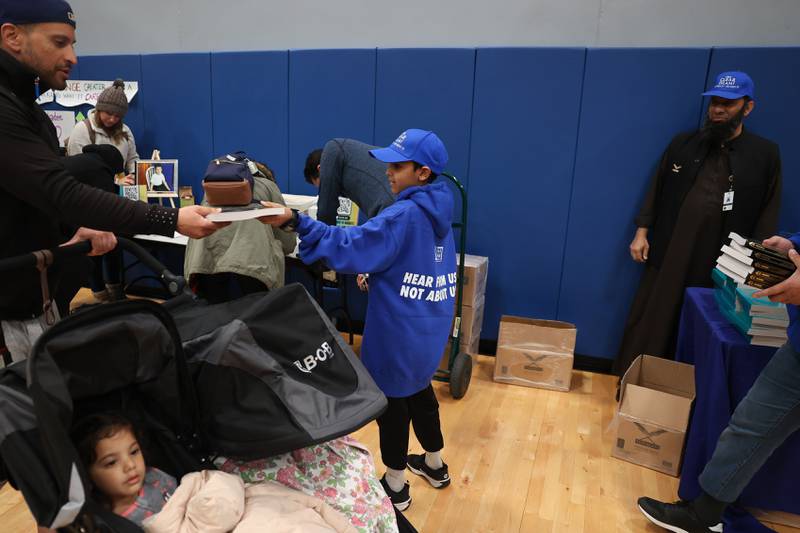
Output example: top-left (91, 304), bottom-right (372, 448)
top-left (89, 427), bottom-right (146, 507)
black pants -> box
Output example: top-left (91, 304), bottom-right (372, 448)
top-left (377, 384), bottom-right (444, 470)
top-left (88, 249), bottom-right (123, 292)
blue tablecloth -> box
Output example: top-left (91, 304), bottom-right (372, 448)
top-left (676, 288), bottom-right (800, 532)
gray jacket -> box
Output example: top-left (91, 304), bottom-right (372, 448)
top-left (184, 176), bottom-right (296, 289)
top-left (66, 109), bottom-right (139, 174)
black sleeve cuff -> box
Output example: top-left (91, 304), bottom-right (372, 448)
top-left (144, 205), bottom-right (179, 236)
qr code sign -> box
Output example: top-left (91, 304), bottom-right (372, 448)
top-left (121, 186), bottom-right (139, 201)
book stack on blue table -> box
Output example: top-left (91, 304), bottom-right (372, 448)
top-left (712, 267), bottom-right (788, 348)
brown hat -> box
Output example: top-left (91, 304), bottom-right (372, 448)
top-left (95, 79), bottom-right (128, 118)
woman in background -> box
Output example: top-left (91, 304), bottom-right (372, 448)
top-left (67, 79), bottom-right (139, 302)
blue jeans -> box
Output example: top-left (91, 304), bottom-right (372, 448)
top-left (699, 342), bottom-right (800, 502)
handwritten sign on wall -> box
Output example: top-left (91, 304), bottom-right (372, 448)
top-left (37, 80), bottom-right (139, 108)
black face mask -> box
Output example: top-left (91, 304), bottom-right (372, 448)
top-left (701, 103), bottom-right (747, 144)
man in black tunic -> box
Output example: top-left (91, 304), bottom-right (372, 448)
top-left (615, 71), bottom-right (782, 377)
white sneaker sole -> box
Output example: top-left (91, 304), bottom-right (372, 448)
top-left (393, 497), bottom-right (411, 512)
top-left (638, 504), bottom-right (723, 533)
top-left (407, 463), bottom-right (450, 489)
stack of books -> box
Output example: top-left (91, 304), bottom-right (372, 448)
top-left (715, 232), bottom-right (795, 289)
top-left (738, 286), bottom-right (789, 347)
top-left (712, 267), bottom-right (789, 348)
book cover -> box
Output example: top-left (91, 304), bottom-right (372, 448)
top-left (752, 252), bottom-right (795, 273)
top-left (751, 336), bottom-right (786, 348)
top-left (729, 232), bottom-right (796, 268)
top-left (205, 205), bottom-right (285, 222)
top-left (751, 315), bottom-right (790, 328)
top-left (747, 325), bottom-right (789, 339)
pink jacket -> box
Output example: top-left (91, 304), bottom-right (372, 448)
top-left (142, 470), bottom-right (357, 533)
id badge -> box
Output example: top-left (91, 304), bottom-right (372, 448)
top-left (722, 190), bottom-right (734, 212)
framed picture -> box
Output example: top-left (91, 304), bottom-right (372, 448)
top-left (136, 159), bottom-right (178, 197)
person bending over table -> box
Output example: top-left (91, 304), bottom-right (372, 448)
top-left (304, 138), bottom-right (394, 225)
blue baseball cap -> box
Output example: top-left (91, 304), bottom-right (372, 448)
top-left (0, 0), bottom-right (76, 28)
top-left (702, 71), bottom-right (754, 100)
top-left (369, 129), bottom-right (449, 175)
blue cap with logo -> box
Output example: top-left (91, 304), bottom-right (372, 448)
top-left (702, 71), bottom-right (754, 100)
top-left (369, 129), bottom-right (449, 175)
top-left (0, 0), bottom-right (76, 28)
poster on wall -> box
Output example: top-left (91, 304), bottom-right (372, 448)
top-left (45, 110), bottom-right (75, 147)
top-left (37, 80), bottom-right (139, 108)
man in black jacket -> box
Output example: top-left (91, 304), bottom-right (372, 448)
top-left (615, 71), bottom-right (782, 377)
top-left (0, 0), bottom-right (227, 323)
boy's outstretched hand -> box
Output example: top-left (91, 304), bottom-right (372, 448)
top-left (258, 201), bottom-right (293, 227)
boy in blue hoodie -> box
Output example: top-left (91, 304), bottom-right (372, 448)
top-left (260, 129), bottom-right (457, 511)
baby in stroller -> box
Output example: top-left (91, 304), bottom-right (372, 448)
top-left (63, 412), bottom-right (389, 533)
top-left (71, 413), bottom-right (177, 525)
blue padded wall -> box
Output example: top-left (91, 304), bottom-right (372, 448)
top-left (140, 53), bottom-right (214, 198)
top-left (60, 46), bottom-right (800, 359)
top-left (468, 48), bottom-right (586, 339)
top-left (210, 51), bottom-right (290, 191)
top-left (557, 48), bottom-right (711, 360)
top-left (287, 49), bottom-right (376, 196)
top-left (374, 49), bottom-right (476, 187)
top-left (706, 47), bottom-right (800, 233)
top-left (77, 55), bottom-right (145, 150)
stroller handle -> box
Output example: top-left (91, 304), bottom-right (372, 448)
top-left (117, 237), bottom-right (189, 297)
top-left (0, 241), bottom-right (92, 272)
top-left (0, 236), bottom-right (189, 297)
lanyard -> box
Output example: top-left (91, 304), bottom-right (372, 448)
top-left (723, 174), bottom-right (734, 212)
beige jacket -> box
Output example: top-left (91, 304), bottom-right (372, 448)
top-left (143, 470), bottom-right (357, 533)
top-left (66, 109), bottom-right (139, 174)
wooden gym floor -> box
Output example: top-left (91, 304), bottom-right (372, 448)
top-left (0, 306), bottom-right (797, 531)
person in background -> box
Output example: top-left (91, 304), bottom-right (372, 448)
top-left (638, 234), bottom-right (800, 533)
top-left (304, 138), bottom-right (394, 226)
top-left (67, 79), bottom-right (139, 301)
top-left (264, 129), bottom-right (455, 512)
top-left (615, 71), bottom-right (782, 380)
top-left (67, 78), bottom-right (138, 179)
top-left (184, 161), bottom-right (296, 303)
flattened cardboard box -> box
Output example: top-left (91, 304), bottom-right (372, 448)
top-left (612, 355), bottom-right (696, 476)
top-left (493, 315), bottom-right (575, 392)
top-left (459, 254), bottom-right (488, 307)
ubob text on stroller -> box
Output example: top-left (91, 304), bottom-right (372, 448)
top-left (0, 238), bottom-right (388, 532)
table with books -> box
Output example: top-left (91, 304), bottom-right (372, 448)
top-left (672, 234), bottom-right (800, 531)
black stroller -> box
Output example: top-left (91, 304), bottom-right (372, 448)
top-left (0, 238), bottom-right (403, 532)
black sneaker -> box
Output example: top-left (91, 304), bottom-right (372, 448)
top-left (638, 497), bottom-right (723, 533)
top-left (380, 475), bottom-right (411, 511)
top-left (407, 453), bottom-right (451, 489)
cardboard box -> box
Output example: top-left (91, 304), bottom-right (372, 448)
top-left (493, 316), bottom-right (575, 392)
top-left (458, 254), bottom-right (488, 307)
top-left (454, 294), bottom-right (485, 343)
top-left (439, 333), bottom-right (480, 371)
top-left (612, 355), bottom-right (696, 476)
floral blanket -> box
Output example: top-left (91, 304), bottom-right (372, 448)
top-left (214, 436), bottom-right (398, 533)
